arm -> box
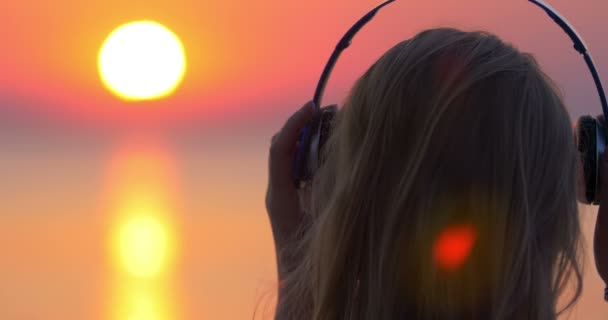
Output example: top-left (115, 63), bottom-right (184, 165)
top-left (266, 101), bottom-right (315, 317)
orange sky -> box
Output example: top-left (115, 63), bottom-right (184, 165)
top-left (0, 0), bottom-right (336, 126)
top-left (2, 0), bottom-right (606, 129)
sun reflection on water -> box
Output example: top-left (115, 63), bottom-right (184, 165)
top-left (123, 288), bottom-right (166, 320)
top-left (119, 216), bottom-right (170, 278)
top-left (105, 143), bottom-right (180, 320)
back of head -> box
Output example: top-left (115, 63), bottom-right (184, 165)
top-left (280, 28), bottom-right (582, 320)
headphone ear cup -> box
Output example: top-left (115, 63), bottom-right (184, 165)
top-left (318, 105), bottom-right (338, 158)
top-left (596, 116), bottom-right (608, 202)
top-left (577, 115), bottom-right (600, 204)
top-left (293, 105), bottom-right (338, 187)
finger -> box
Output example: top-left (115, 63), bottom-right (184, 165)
top-left (274, 101), bottom-right (315, 154)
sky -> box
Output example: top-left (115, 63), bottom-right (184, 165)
top-left (1, 0), bottom-right (608, 319)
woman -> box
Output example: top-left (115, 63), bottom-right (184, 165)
top-left (266, 28), bottom-right (604, 319)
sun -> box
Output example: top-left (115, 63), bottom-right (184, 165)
top-left (98, 20), bottom-right (186, 101)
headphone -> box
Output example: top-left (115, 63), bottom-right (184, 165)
top-left (293, 0), bottom-right (608, 207)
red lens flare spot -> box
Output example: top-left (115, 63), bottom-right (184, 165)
top-left (433, 224), bottom-right (477, 272)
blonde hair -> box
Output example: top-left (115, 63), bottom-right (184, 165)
top-left (278, 28), bottom-right (582, 320)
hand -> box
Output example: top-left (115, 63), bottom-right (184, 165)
top-left (266, 101), bottom-right (315, 277)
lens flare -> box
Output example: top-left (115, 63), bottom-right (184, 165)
top-left (433, 224), bottom-right (476, 272)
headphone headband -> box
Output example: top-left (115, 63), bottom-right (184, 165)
top-left (528, 0), bottom-right (608, 121)
top-left (313, 0), bottom-right (396, 111)
top-left (313, 0), bottom-right (607, 120)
